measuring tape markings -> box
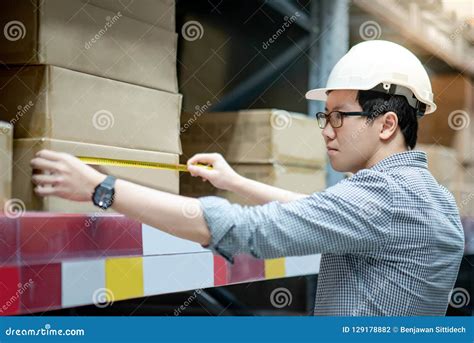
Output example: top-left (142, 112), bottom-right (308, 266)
top-left (77, 156), bottom-right (212, 173)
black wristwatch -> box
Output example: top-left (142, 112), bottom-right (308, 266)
top-left (92, 175), bottom-right (116, 210)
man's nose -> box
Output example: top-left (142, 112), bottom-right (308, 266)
top-left (322, 122), bottom-right (336, 140)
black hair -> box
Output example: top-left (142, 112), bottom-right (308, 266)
top-left (356, 90), bottom-right (419, 150)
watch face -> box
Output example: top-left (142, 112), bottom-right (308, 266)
top-left (93, 186), bottom-right (115, 209)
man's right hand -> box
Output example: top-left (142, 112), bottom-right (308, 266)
top-left (186, 153), bottom-right (242, 191)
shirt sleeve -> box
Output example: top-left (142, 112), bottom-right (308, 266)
top-left (198, 169), bottom-right (394, 263)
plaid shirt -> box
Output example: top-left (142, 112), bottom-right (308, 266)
top-left (199, 151), bottom-right (465, 316)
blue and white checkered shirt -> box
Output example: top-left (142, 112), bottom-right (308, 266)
top-left (199, 150), bottom-right (465, 316)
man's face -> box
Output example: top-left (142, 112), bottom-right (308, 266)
top-left (322, 90), bottom-right (381, 173)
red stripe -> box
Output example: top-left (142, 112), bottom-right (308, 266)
top-left (213, 255), bottom-right (228, 286)
top-left (20, 263), bottom-right (62, 313)
top-left (19, 214), bottom-right (142, 263)
top-left (228, 255), bottom-right (265, 284)
top-left (0, 266), bottom-right (20, 315)
top-left (0, 217), bottom-right (18, 265)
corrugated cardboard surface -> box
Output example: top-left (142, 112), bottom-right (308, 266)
top-left (0, 122), bottom-right (12, 206)
top-left (453, 165), bottom-right (474, 217)
top-left (13, 138), bottom-right (179, 213)
top-left (418, 74), bottom-right (472, 147)
top-left (451, 183), bottom-right (474, 217)
top-left (0, 0), bottom-right (178, 92)
top-left (181, 109), bottom-right (326, 167)
top-left (0, 65), bottom-right (182, 154)
top-left (415, 144), bottom-right (459, 188)
top-left (181, 163), bottom-right (326, 205)
top-left (453, 118), bottom-right (474, 165)
top-left (82, 0), bottom-right (175, 31)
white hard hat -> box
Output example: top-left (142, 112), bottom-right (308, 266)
top-left (305, 40), bottom-right (436, 115)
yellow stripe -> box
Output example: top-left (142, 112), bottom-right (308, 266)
top-left (105, 257), bottom-right (144, 302)
top-left (77, 156), bottom-right (212, 173)
top-left (265, 258), bottom-right (286, 279)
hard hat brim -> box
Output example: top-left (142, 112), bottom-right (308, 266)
top-left (305, 87), bottom-right (436, 114)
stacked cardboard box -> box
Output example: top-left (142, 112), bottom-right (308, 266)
top-left (417, 73), bottom-right (474, 218)
top-left (0, 0), bottom-right (181, 212)
top-left (416, 144), bottom-right (473, 217)
top-left (451, 164), bottom-right (474, 218)
top-left (415, 144), bottom-right (459, 188)
top-left (0, 0), bottom-right (178, 92)
top-left (14, 139), bottom-right (179, 212)
top-left (180, 109), bottom-right (327, 205)
top-left (0, 122), bottom-right (13, 208)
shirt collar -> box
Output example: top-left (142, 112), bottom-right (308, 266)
top-left (370, 150), bottom-right (428, 172)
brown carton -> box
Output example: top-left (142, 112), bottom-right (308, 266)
top-left (82, 0), bottom-right (176, 31)
top-left (418, 74), bottom-right (472, 148)
top-left (0, 0), bottom-right (178, 92)
top-left (451, 183), bottom-right (474, 217)
top-left (0, 66), bottom-right (182, 154)
top-left (13, 138), bottom-right (179, 213)
top-left (181, 163), bottom-right (326, 205)
top-left (415, 144), bottom-right (459, 188)
top-left (0, 122), bottom-right (13, 207)
top-left (181, 109), bottom-right (326, 167)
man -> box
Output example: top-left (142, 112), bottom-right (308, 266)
top-left (30, 40), bottom-right (464, 316)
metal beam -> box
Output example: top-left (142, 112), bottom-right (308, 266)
top-left (211, 36), bottom-right (310, 111)
top-left (265, 0), bottom-right (312, 32)
top-left (305, 0), bottom-right (350, 315)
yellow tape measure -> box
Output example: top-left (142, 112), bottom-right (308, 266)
top-left (77, 156), bottom-right (212, 173)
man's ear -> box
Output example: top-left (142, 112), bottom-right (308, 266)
top-left (379, 111), bottom-right (399, 141)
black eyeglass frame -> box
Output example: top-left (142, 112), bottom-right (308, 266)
top-left (315, 111), bottom-right (372, 129)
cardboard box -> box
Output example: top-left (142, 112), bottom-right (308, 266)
top-left (418, 74), bottom-right (472, 147)
top-left (0, 65), bottom-right (182, 154)
top-left (13, 138), bottom-right (179, 213)
top-left (0, 0), bottom-right (178, 92)
top-left (451, 184), bottom-right (474, 217)
top-left (82, 0), bottom-right (175, 31)
top-left (181, 109), bottom-right (326, 168)
top-left (453, 117), bottom-right (474, 165)
top-left (0, 122), bottom-right (12, 207)
top-left (415, 144), bottom-right (459, 187)
top-left (181, 163), bottom-right (326, 205)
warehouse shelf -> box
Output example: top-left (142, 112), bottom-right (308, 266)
top-left (0, 213), bottom-right (320, 315)
top-left (353, 0), bottom-right (474, 75)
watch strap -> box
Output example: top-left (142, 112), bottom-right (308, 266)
top-left (101, 175), bottom-right (117, 189)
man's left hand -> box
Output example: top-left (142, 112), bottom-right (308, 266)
top-left (30, 150), bottom-right (105, 202)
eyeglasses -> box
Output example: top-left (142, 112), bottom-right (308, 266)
top-left (315, 111), bottom-right (371, 129)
